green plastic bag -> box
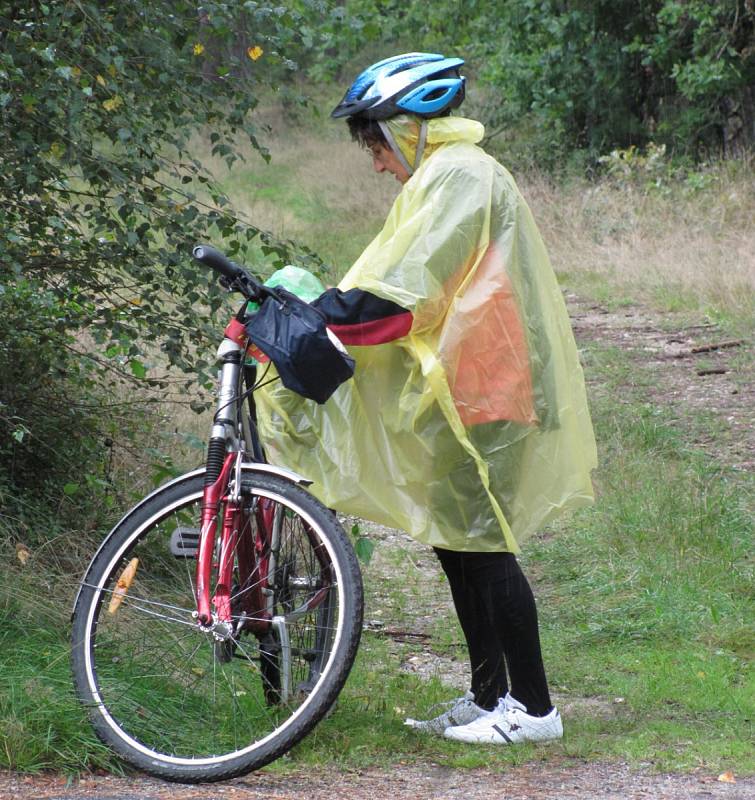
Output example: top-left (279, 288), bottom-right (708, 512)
top-left (248, 265), bottom-right (325, 313)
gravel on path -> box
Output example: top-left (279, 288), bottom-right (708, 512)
top-left (1, 762), bottom-right (753, 800)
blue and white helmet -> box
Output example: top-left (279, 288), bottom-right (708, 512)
top-left (331, 52), bottom-right (465, 120)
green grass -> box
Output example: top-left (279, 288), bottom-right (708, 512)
top-left (8, 347), bottom-right (749, 777)
top-left (0, 600), bottom-right (116, 773)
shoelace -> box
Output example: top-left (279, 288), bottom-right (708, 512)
top-left (495, 697), bottom-right (514, 715)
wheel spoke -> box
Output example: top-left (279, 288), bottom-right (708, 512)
top-left (72, 471), bottom-right (361, 780)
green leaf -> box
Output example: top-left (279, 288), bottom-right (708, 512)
top-left (354, 536), bottom-right (374, 566)
top-left (130, 359), bottom-right (147, 379)
top-left (178, 431), bottom-right (205, 451)
top-left (11, 427), bottom-right (27, 443)
top-left (63, 483), bottom-right (80, 496)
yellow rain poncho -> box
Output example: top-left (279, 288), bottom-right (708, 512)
top-left (257, 115), bottom-right (597, 552)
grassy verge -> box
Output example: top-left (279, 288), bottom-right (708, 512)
top-left (0, 556), bottom-right (114, 773)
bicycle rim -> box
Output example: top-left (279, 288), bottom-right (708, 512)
top-left (72, 472), bottom-right (361, 780)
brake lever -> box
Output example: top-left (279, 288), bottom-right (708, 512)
top-left (218, 273), bottom-right (263, 302)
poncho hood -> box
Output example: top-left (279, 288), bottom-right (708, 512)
top-left (384, 115), bottom-right (485, 172)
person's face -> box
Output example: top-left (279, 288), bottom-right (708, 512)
top-left (368, 142), bottom-right (410, 184)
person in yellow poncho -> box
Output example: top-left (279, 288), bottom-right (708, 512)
top-left (257, 53), bottom-right (597, 745)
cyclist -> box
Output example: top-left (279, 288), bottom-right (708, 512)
top-left (257, 53), bottom-right (597, 745)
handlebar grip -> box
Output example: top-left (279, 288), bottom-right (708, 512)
top-left (192, 244), bottom-right (242, 281)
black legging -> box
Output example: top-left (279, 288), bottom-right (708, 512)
top-left (434, 548), bottom-right (552, 716)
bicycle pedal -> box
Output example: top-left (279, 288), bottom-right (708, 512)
top-left (169, 526), bottom-right (200, 558)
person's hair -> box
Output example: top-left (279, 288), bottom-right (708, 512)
top-left (347, 116), bottom-right (386, 149)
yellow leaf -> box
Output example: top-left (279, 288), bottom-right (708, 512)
top-left (49, 141), bottom-right (65, 159)
top-left (697, 670), bottom-right (706, 678)
top-left (96, 74), bottom-right (106, 87)
top-left (15, 543), bottom-right (30, 566)
top-left (102, 95), bottom-right (123, 112)
top-left (193, 42), bottom-right (205, 56)
top-left (247, 45), bottom-right (263, 61)
top-left (71, 66), bottom-right (81, 79)
top-left (718, 771), bottom-right (736, 783)
top-left (107, 64), bottom-right (117, 77)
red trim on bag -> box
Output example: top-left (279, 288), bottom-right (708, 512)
top-left (328, 312), bottom-right (412, 345)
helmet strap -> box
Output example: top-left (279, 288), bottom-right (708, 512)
top-left (414, 120), bottom-right (428, 171)
top-left (377, 120), bottom-right (414, 177)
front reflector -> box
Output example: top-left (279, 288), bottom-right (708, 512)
top-left (108, 557), bottom-right (139, 614)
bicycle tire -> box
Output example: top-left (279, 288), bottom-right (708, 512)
top-left (71, 469), bottom-right (362, 782)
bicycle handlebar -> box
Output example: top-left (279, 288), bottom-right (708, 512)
top-left (192, 244), bottom-right (241, 281)
top-left (193, 244), bottom-right (266, 302)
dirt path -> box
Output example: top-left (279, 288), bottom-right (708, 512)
top-left (1, 762), bottom-right (753, 800)
top-left (4, 297), bottom-right (751, 799)
top-left (567, 294), bottom-right (753, 471)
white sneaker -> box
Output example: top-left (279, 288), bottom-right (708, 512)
top-left (404, 691), bottom-right (486, 734)
top-left (444, 695), bottom-right (563, 745)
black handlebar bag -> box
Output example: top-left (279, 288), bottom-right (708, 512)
top-left (245, 287), bottom-right (355, 404)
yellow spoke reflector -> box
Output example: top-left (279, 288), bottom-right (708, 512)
top-left (108, 557), bottom-right (139, 614)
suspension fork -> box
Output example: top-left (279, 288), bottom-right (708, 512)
top-left (195, 453), bottom-right (235, 625)
top-left (195, 453), bottom-right (273, 632)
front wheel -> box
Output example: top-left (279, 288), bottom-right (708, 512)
top-left (71, 470), bottom-right (363, 783)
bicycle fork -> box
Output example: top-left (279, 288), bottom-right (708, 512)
top-left (195, 452), bottom-right (273, 636)
top-left (195, 452), bottom-right (235, 627)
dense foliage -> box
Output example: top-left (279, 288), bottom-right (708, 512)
top-left (0, 1), bottom-right (317, 533)
top-left (308, 0), bottom-right (755, 163)
top-left (476, 0), bottom-right (755, 161)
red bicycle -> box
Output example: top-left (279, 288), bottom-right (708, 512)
top-left (71, 245), bottom-right (363, 782)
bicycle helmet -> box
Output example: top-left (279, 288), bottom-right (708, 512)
top-left (331, 52), bottom-right (465, 120)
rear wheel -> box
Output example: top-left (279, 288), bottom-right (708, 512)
top-left (71, 470), bottom-right (362, 783)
